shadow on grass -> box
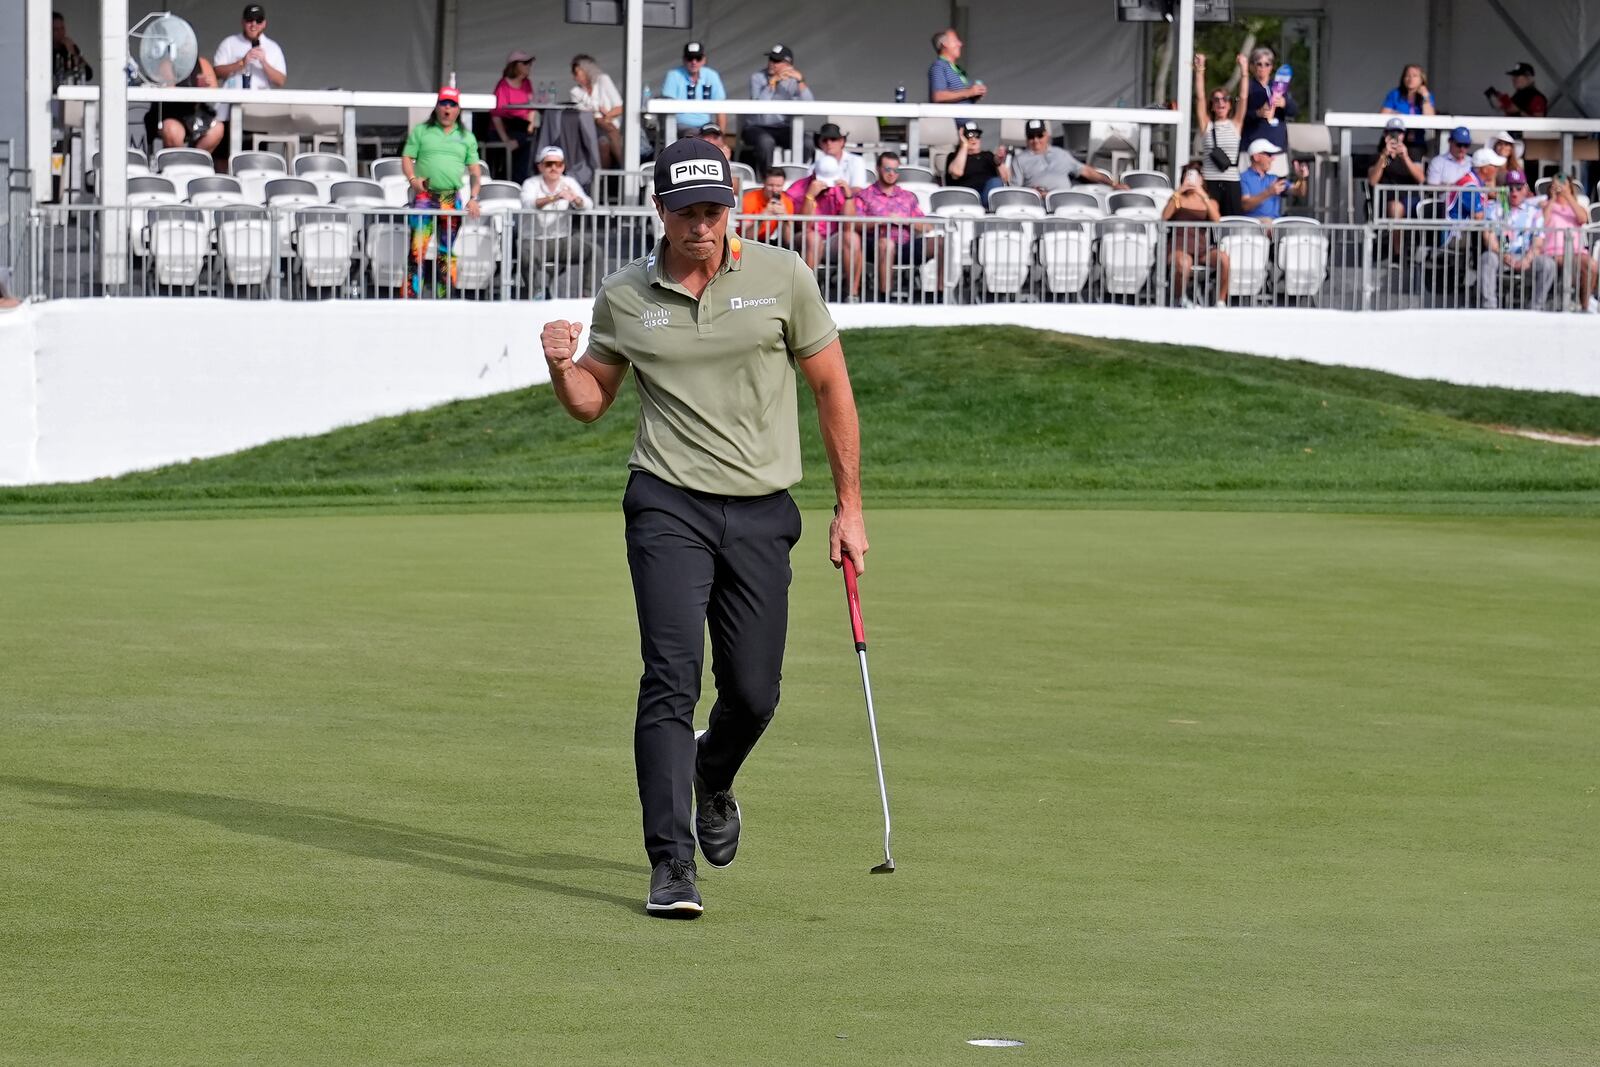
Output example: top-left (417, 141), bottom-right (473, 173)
top-left (1, 776), bottom-right (642, 913)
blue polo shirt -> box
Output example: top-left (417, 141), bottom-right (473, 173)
top-left (928, 57), bottom-right (970, 129)
top-left (1239, 166), bottom-right (1282, 218)
top-left (660, 65), bottom-right (726, 129)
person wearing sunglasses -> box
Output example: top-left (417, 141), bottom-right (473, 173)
top-left (401, 87), bottom-right (483, 298)
top-left (1009, 119), bottom-right (1124, 196)
top-left (212, 4), bottom-right (286, 128)
top-left (1240, 47), bottom-right (1296, 178)
top-left (1192, 53), bottom-right (1248, 216)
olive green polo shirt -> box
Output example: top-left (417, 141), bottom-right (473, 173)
top-left (401, 121), bottom-right (478, 194)
top-left (585, 236), bottom-right (840, 496)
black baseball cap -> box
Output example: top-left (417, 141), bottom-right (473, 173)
top-left (684, 41), bottom-right (706, 59)
top-left (1506, 61), bottom-right (1535, 77)
top-left (242, 4), bottom-right (265, 19)
top-left (816, 122), bottom-right (844, 141)
top-left (767, 43), bottom-right (793, 62)
top-left (1024, 119), bottom-right (1048, 137)
top-left (961, 121), bottom-right (983, 137)
top-left (653, 136), bottom-right (736, 211)
top-left (699, 123), bottom-right (723, 137)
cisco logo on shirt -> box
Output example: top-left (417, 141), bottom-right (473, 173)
top-left (729, 296), bottom-right (778, 311)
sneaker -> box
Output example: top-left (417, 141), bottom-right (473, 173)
top-left (694, 741), bottom-right (742, 869)
top-left (646, 858), bottom-right (702, 918)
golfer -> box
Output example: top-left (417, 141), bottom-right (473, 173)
top-left (540, 137), bottom-right (866, 918)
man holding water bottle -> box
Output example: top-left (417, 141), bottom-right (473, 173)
top-left (1241, 47), bottom-right (1296, 178)
top-left (928, 29), bottom-right (986, 131)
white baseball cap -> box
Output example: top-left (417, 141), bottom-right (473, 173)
top-left (1246, 138), bottom-right (1283, 156)
top-left (536, 145), bottom-right (565, 163)
top-left (1471, 147), bottom-right (1502, 168)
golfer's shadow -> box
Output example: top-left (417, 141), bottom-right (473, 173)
top-left (0, 776), bottom-right (640, 912)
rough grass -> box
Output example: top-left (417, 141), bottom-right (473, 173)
top-left (3, 327), bottom-right (1598, 519)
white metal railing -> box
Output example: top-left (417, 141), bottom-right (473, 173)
top-left (22, 202), bottom-right (1600, 314)
top-left (647, 98), bottom-right (1181, 173)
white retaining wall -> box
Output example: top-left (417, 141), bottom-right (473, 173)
top-left (1, 298), bottom-right (1597, 486)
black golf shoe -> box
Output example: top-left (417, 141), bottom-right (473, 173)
top-left (694, 771), bottom-right (742, 870)
top-left (646, 858), bottom-right (702, 919)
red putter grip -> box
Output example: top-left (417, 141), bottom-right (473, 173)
top-left (842, 557), bottom-right (866, 651)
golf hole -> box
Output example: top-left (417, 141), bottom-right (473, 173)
top-left (966, 1037), bottom-right (1025, 1047)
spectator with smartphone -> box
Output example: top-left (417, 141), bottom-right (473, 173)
top-left (1368, 117), bottom-right (1425, 257)
top-left (928, 28), bottom-right (985, 131)
top-left (212, 4), bottom-right (286, 129)
top-left (1488, 62), bottom-right (1548, 118)
top-left (1162, 162), bottom-right (1231, 307)
top-left (1479, 171), bottom-right (1556, 310)
top-left (945, 122), bottom-right (1009, 206)
top-left (740, 166), bottom-right (796, 247)
top-left (1239, 139), bottom-right (1306, 221)
top-left (743, 45), bottom-right (813, 167)
top-left (1240, 47), bottom-right (1297, 177)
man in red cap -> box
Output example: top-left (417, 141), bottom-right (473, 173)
top-left (401, 87), bottom-right (482, 297)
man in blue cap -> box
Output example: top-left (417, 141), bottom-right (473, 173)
top-left (1427, 126), bottom-right (1475, 187)
top-left (538, 137), bottom-right (867, 919)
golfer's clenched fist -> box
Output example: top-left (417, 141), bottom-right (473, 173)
top-left (541, 319), bottom-right (584, 375)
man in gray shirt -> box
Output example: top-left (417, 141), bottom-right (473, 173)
top-left (1010, 119), bottom-right (1124, 194)
top-left (741, 44), bottom-right (814, 166)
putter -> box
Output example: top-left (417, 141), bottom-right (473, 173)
top-left (842, 556), bottom-right (895, 873)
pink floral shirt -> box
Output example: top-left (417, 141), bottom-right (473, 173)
top-left (856, 183), bottom-right (924, 245)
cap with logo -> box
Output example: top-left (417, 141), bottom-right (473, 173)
top-left (1506, 61), bottom-right (1535, 77)
top-left (1383, 116), bottom-right (1406, 134)
top-left (1505, 169), bottom-right (1528, 187)
top-left (437, 86), bottom-right (461, 106)
top-left (699, 123), bottom-right (723, 137)
top-left (684, 41), bottom-right (706, 59)
top-left (961, 121), bottom-right (983, 137)
top-left (1449, 126), bottom-right (1472, 145)
top-left (242, 3), bottom-right (266, 19)
top-left (653, 136), bottom-right (736, 211)
top-left (1471, 147), bottom-right (1503, 168)
top-left (537, 145), bottom-right (565, 163)
top-left (1025, 119), bottom-right (1049, 137)
top-left (1246, 138), bottom-right (1282, 156)
top-left (767, 44), bottom-right (793, 62)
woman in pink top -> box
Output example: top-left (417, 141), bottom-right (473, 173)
top-left (492, 50), bottom-right (536, 182)
top-left (1541, 173), bottom-right (1597, 310)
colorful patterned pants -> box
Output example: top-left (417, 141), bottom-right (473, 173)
top-left (408, 190), bottom-right (463, 296)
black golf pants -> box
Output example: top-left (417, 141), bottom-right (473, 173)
top-left (623, 470), bottom-right (801, 866)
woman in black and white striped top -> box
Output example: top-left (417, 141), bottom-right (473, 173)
top-left (1194, 53), bottom-right (1246, 217)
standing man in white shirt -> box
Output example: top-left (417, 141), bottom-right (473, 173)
top-left (212, 5), bottom-right (287, 126)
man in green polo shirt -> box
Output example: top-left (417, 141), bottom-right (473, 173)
top-left (540, 137), bottom-right (866, 919)
top-left (400, 86), bottom-right (481, 297)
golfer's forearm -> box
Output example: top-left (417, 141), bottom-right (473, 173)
top-left (551, 362), bottom-right (615, 422)
top-left (815, 385), bottom-right (862, 509)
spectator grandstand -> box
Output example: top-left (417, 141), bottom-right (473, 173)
top-left (13, 0), bottom-right (1600, 313)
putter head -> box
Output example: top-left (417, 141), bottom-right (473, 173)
top-left (871, 858), bottom-right (895, 874)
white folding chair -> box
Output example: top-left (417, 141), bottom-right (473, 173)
top-left (1217, 217), bottom-right (1271, 300)
top-left (293, 208), bottom-right (356, 289)
top-left (1037, 219), bottom-right (1095, 297)
top-left (975, 219), bottom-right (1031, 295)
top-left (1098, 219), bottom-right (1156, 296)
top-left (1274, 218), bottom-right (1330, 299)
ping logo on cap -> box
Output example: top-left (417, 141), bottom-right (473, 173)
top-left (669, 160), bottom-right (725, 185)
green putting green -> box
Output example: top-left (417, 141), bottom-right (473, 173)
top-left (2, 508), bottom-right (1595, 1064)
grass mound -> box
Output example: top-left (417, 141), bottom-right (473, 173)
top-left (4, 326), bottom-right (1599, 517)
